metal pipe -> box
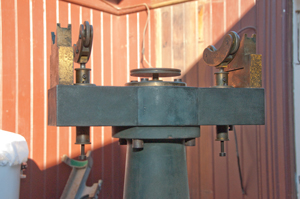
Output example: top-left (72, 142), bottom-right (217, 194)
top-left (220, 141), bottom-right (226, 157)
top-left (124, 139), bottom-right (190, 198)
top-left (81, 144), bottom-right (85, 156)
top-left (216, 125), bottom-right (229, 157)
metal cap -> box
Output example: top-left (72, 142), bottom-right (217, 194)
top-left (130, 68), bottom-right (181, 78)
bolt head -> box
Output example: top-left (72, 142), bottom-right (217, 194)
top-left (219, 152), bottom-right (226, 157)
top-left (174, 79), bottom-right (182, 82)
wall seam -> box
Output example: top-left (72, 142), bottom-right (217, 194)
top-left (14, 0), bottom-right (18, 134)
top-left (0, 0), bottom-right (2, 129)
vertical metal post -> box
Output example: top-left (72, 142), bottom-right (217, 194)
top-left (123, 140), bottom-right (190, 199)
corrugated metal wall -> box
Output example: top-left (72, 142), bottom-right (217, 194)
top-left (1, 0), bottom-right (155, 198)
top-left (0, 0), bottom-right (295, 198)
top-left (179, 0), bottom-right (295, 199)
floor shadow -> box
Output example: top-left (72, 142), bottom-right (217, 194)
top-left (20, 141), bottom-right (126, 199)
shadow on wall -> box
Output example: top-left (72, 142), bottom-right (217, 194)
top-left (180, 3), bottom-right (269, 199)
top-left (20, 141), bottom-right (126, 199)
top-left (180, 1), bottom-right (295, 199)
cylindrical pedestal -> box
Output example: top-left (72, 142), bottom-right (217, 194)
top-left (123, 140), bottom-right (190, 199)
top-left (75, 126), bottom-right (91, 144)
top-left (75, 68), bottom-right (91, 84)
top-left (215, 69), bottom-right (229, 86)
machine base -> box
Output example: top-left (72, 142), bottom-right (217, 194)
top-left (123, 139), bottom-right (190, 199)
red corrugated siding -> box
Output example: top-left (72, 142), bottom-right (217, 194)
top-left (183, 0), bottom-right (295, 199)
top-left (0, 0), bottom-right (295, 198)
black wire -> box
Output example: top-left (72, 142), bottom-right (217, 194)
top-left (233, 126), bottom-right (246, 195)
top-left (236, 26), bottom-right (257, 35)
top-left (229, 26), bottom-right (255, 195)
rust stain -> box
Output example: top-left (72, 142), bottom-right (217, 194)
top-left (50, 24), bottom-right (74, 88)
top-left (250, 54), bottom-right (262, 88)
top-left (226, 34), bottom-right (262, 88)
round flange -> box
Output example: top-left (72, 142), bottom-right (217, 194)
top-left (130, 68), bottom-right (181, 78)
top-left (126, 80), bottom-right (186, 87)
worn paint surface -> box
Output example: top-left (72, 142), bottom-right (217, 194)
top-left (50, 24), bottom-right (74, 87)
top-left (0, 0), bottom-right (294, 198)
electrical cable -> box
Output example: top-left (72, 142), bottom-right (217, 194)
top-left (237, 26), bottom-right (257, 35)
top-left (233, 126), bottom-right (246, 195)
top-left (231, 26), bottom-right (257, 194)
top-left (99, 0), bottom-right (151, 68)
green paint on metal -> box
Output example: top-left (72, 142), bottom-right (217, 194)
top-left (70, 159), bottom-right (88, 168)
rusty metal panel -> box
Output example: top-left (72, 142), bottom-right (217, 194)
top-left (50, 24), bottom-right (74, 88)
top-left (184, 1), bottom-right (294, 199)
top-left (225, 34), bottom-right (263, 88)
top-left (249, 54), bottom-right (262, 87)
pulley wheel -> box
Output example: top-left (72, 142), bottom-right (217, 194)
top-left (130, 68), bottom-right (181, 78)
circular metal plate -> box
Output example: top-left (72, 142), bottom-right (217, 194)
top-left (126, 81), bottom-right (186, 87)
top-left (130, 68), bottom-right (181, 77)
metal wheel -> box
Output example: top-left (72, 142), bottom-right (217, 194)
top-left (130, 68), bottom-right (181, 78)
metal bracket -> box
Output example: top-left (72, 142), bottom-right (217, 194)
top-left (203, 32), bottom-right (262, 88)
top-left (225, 34), bottom-right (262, 88)
top-left (60, 151), bottom-right (102, 199)
top-left (50, 24), bottom-right (74, 88)
top-left (73, 21), bottom-right (93, 64)
top-left (203, 31), bottom-right (240, 67)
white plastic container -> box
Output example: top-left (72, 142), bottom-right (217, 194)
top-left (0, 130), bottom-right (28, 199)
top-left (0, 164), bottom-right (22, 198)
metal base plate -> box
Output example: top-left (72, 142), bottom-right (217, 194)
top-left (112, 126), bottom-right (200, 139)
top-left (126, 80), bottom-right (186, 87)
top-left (130, 68), bottom-right (181, 77)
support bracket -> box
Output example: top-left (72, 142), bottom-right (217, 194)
top-left (60, 151), bottom-right (102, 199)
